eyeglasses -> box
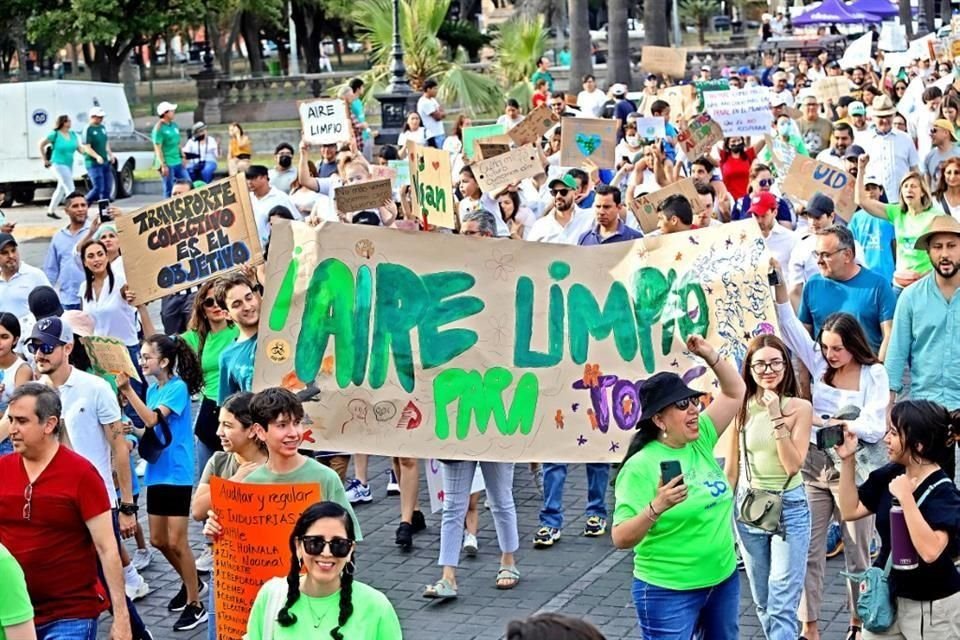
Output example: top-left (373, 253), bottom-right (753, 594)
top-left (551, 188), bottom-right (570, 196)
top-left (758, 178), bottom-right (774, 188)
top-left (300, 535), bottom-right (354, 557)
top-left (138, 354), bottom-right (157, 362)
top-left (202, 297), bottom-right (219, 309)
top-left (23, 483), bottom-right (33, 521)
top-left (812, 248), bottom-right (845, 260)
top-left (750, 359), bottom-right (786, 374)
top-left (26, 342), bottom-right (57, 355)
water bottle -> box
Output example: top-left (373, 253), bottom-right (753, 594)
top-left (890, 498), bottom-right (919, 570)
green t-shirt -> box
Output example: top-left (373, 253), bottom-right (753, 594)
top-left (46, 130), bottom-right (79, 166)
top-left (246, 457), bottom-right (363, 541)
top-left (885, 203), bottom-right (940, 275)
top-left (0, 544), bottom-right (34, 640)
top-left (200, 450), bottom-right (244, 484)
top-left (530, 69), bottom-right (554, 91)
top-left (84, 123), bottom-right (109, 168)
top-left (613, 413), bottom-right (736, 589)
top-left (152, 120), bottom-right (183, 167)
top-left (182, 324), bottom-right (240, 401)
top-left (246, 577), bottom-right (401, 640)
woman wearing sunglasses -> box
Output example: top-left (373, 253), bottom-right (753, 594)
top-left (733, 334), bottom-right (813, 640)
top-left (612, 335), bottom-right (746, 639)
top-left (246, 501), bottom-right (402, 640)
top-left (730, 163), bottom-right (793, 226)
top-left (181, 278), bottom-right (239, 477)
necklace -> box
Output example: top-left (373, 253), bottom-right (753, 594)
top-left (304, 594), bottom-right (334, 629)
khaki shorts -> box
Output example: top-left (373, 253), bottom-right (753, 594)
top-left (864, 590), bottom-right (960, 640)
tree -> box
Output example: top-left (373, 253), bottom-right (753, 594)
top-left (679, 0), bottom-right (719, 46)
top-left (568, 0), bottom-right (592, 89)
top-left (643, 0), bottom-right (669, 46)
top-left (606, 0), bottom-right (629, 85)
top-left (899, 0), bottom-right (912, 38)
top-left (491, 15), bottom-right (549, 105)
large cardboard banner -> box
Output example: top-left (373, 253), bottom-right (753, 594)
top-left (703, 87), bottom-right (774, 136)
top-left (211, 477), bottom-right (320, 640)
top-left (298, 99), bottom-right (351, 146)
top-left (784, 156), bottom-right (857, 220)
top-left (560, 118), bottom-right (618, 169)
top-left (409, 144), bottom-right (456, 229)
top-left (116, 175), bottom-right (264, 304)
top-left (641, 46), bottom-right (689, 78)
top-left (252, 220), bottom-right (778, 463)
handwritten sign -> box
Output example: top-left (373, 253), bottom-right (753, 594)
top-left (694, 79), bottom-right (730, 111)
top-left (462, 124), bottom-right (508, 160)
top-left (641, 46), bottom-right (689, 79)
top-left (812, 76), bottom-right (851, 103)
top-left (559, 117), bottom-right (617, 169)
top-left (334, 179), bottom-right (393, 215)
top-left (409, 143), bottom-right (456, 229)
top-left (252, 219), bottom-right (778, 462)
top-left (635, 117), bottom-right (666, 140)
top-left (631, 178), bottom-right (701, 233)
top-left (80, 336), bottom-right (142, 382)
top-left (298, 99), bottom-right (351, 146)
top-left (370, 165), bottom-right (397, 182)
top-left (116, 174), bottom-right (263, 305)
top-left (211, 478), bottom-right (320, 640)
top-left (659, 85), bottom-right (696, 121)
top-left (475, 140), bottom-right (512, 160)
top-left (703, 87), bottom-right (774, 136)
top-left (472, 144), bottom-right (541, 193)
top-left (784, 155), bottom-right (857, 220)
top-left (508, 105), bottom-right (561, 146)
top-left (678, 113), bottom-right (723, 159)
top-left (764, 134), bottom-right (798, 184)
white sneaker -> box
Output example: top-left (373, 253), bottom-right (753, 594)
top-left (195, 547), bottom-right (214, 574)
top-left (125, 573), bottom-right (151, 601)
top-left (463, 532), bottom-right (479, 557)
top-left (132, 548), bottom-right (153, 571)
top-left (135, 458), bottom-right (147, 477)
top-left (386, 470), bottom-right (400, 496)
top-left (345, 478), bottom-right (373, 504)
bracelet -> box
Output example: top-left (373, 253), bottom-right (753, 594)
top-left (645, 508), bottom-right (659, 523)
top-left (648, 501), bottom-right (662, 517)
top-left (708, 353), bottom-right (721, 367)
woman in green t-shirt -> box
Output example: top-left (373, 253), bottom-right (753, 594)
top-left (855, 156), bottom-right (942, 289)
top-left (612, 335), bottom-right (746, 640)
top-left (246, 502), bottom-right (402, 640)
top-left (38, 114), bottom-right (103, 219)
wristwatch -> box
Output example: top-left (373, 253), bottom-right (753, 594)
top-left (118, 502), bottom-right (139, 516)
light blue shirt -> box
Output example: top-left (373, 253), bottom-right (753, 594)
top-left (43, 222), bottom-right (89, 307)
top-left (143, 376), bottom-right (195, 487)
top-left (886, 274), bottom-right (960, 408)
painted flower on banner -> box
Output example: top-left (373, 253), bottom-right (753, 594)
top-left (486, 249), bottom-right (515, 281)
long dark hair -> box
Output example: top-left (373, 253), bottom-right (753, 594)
top-left (186, 279), bottom-right (231, 359)
top-left (506, 612), bottom-right (607, 639)
top-left (80, 239), bottom-right (115, 302)
top-left (277, 502), bottom-right (356, 640)
top-left (817, 313), bottom-right (879, 386)
top-left (55, 114), bottom-right (70, 131)
top-left (0, 312), bottom-right (21, 342)
top-left (736, 334), bottom-right (800, 429)
top-left (890, 400), bottom-right (960, 469)
top-left (144, 334), bottom-right (204, 396)
top-left (498, 190), bottom-right (521, 222)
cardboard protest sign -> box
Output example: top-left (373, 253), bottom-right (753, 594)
top-left (839, 32), bottom-right (872, 69)
top-left (334, 179), bottom-right (393, 215)
top-left (252, 219), bottom-right (778, 462)
top-left (559, 118), bottom-right (617, 169)
top-left (677, 113), bottom-right (723, 159)
top-left (784, 156), bottom-right (857, 220)
top-left (703, 87), bottom-right (773, 136)
top-left (116, 174), bottom-right (264, 305)
top-left (370, 165), bottom-right (397, 182)
top-left (694, 79), bottom-right (730, 111)
top-left (211, 478), bottom-right (320, 640)
top-left (641, 46), bottom-right (688, 79)
top-left (463, 124), bottom-right (508, 160)
top-left (635, 117), bottom-right (666, 140)
top-left (475, 140), bottom-right (512, 160)
top-left (472, 144), bottom-right (541, 194)
top-left (811, 76), bottom-right (851, 103)
top-left (298, 99), bottom-right (351, 146)
top-left (80, 336), bottom-right (142, 382)
top-left (388, 159), bottom-right (410, 188)
top-left (660, 85), bottom-right (696, 120)
top-left (764, 134), bottom-right (798, 182)
top-left (408, 143), bottom-right (456, 229)
top-left (630, 178), bottom-right (701, 233)
top-left (508, 105), bottom-right (561, 146)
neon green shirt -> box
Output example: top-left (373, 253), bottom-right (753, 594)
top-left (885, 203), bottom-right (940, 275)
top-left (613, 413), bottom-right (736, 589)
top-left (0, 543), bottom-right (34, 640)
top-left (152, 120), bottom-right (183, 167)
top-left (182, 325), bottom-right (240, 401)
top-left (245, 577), bottom-right (402, 640)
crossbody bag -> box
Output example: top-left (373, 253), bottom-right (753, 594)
top-left (736, 420), bottom-right (796, 536)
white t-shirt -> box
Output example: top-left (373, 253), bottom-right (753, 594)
top-left (577, 89), bottom-right (608, 118)
top-left (79, 271), bottom-right (139, 346)
top-left (495, 114), bottom-right (524, 129)
top-left (250, 187), bottom-right (302, 245)
top-left (397, 128), bottom-right (427, 149)
top-left (0, 262), bottom-right (50, 320)
top-left (417, 95), bottom-right (445, 139)
top-left (763, 222), bottom-right (799, 270)
top-left (527, 208), bottom-right (594, 244)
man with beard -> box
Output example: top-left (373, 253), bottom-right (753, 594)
top-left (528, 175), bottom-right (594, 244)
top-left (216, 272), bottom-right (261, 403)
top-left (815, 123), bottom-right (854, 170)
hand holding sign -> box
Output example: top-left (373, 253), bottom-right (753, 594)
top-left (299, 99), bottom-right (351, 146)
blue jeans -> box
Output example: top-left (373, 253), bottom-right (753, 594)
top-left (539, 462), bottom-right (609, 529)
top-left (85, 163), bottom-right (113, 203)
top-left (161, 163), bottom-right (190, 198)
top-left (632, 569), bottom-right (739, 639)
top-left (36, 617), bottom-right (98, 640)
top-left (736, 484), bottom-right (810, 640)
top-left (188, 161), bottom-right (216, 184)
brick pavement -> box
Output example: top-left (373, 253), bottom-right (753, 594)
top-left (105, 457), bottom-right (857, 640)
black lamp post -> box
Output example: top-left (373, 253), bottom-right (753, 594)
top-left (916, 0), bottom-right (929, 37)
top-left (375, 0), bottom-right (419, 145)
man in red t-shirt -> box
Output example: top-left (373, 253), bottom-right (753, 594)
top-left (0, 383), bottom-right (131, 640)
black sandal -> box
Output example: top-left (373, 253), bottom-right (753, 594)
top-left (846, 625), bottom-right (862, 640)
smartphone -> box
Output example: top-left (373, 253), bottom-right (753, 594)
top-left (98, 199), bottom-right (112, 222)
top-left (660, 460), bottom-right (683, 486)
top-left (768, 269), bottom-right (782, 286)
top-left (816, 424), bottom-right (844, 450)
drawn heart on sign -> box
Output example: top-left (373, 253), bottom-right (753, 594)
top-left (575, 133), bottom-right (602, 156)
top-left (431, 161), bottom-right (440, 171)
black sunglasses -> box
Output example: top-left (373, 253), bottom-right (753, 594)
top-left (26, 341), bottom-right (57, 355)
top-left (551, 188), bottom-right (570, 196)
top-left (758, 178), bottom-right (774, 188)
top-left (300, 535), bottom-right (354, 558)
top-left (673, 397), bottom-right (699, 411)
top-left (202, 297), bottom-right (218, 309)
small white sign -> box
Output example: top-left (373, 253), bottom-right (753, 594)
top-left (298, 99), bottom-right (350, 146)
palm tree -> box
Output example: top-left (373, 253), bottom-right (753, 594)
top-left (491, 15), bottom-right (549, 106)
top-left (607, 0), bottom-right (630, 85)
top-left (351, 0), bottom-right (503, 114)
top-left (679, 0), bottom-right (720, 46)
top-left (643, 0), bottom-right (669, 46)
top-left (568, 0), bottom-right (593, 91)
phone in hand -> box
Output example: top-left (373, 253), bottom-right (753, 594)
top-left (816, 424), bottom-right (844, 450)
top-left (98, 199), bottom-right (112, 222)
top-left (768, 269), bottom-right (782, 286)
top-left (660, 460), bottom-right (683, 486)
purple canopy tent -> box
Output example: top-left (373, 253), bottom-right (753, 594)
top-left (847, 0), bottom-right (900, 18)
top-left (791, 0), bottom-right (882, 25)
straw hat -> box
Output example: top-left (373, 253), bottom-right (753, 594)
top-left (868, 95), bottom-right (897, 118)
top-left (914, 216), bottom-right (960, 250)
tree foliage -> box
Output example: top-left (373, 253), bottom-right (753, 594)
top-left (490, 15), bottom-right (548, 106)
top-left (679, 0), bottom-right (719, 45)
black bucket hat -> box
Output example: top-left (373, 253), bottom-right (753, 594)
top-left (638, 372), bottom-right (703, 423)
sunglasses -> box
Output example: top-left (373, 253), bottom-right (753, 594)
top-left (23, 483), bottom-right (33, 521)
top-left (672, 397), bottom-right (699, 411)
top-left (300, 535), bottom-right (354, 558)
top-left (202, 297), bottom-right (219, 309)
top-left (551, 188), bottom-right (570, 196)
top-left (26, 341), bottom-right (57, 355)
top-left (758, 178), bottom-right (774, 188)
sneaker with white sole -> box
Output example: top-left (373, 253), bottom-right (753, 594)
top-left (173, 602), bottom-right (208, 631)
top-left (583, 516), bottom-right (607, 537)
top-left (463, 532), bottom-right (479, 557)
top-left (195, 548), bottom-right (213, 574)
top-left (533, 526), bottom-right (561, 548)
top-left (345, 478), bottom-right (373, 504)
top-left (168, 580), bottom-right (208, 612)
top-left (135, 458), bottom-right (147, 477)
top-left (132, 548), bottom-right (153, 571)
top-left (386, 470), bottom-right (400, 496)
top-left (125, 573), bottom-right (151, 601)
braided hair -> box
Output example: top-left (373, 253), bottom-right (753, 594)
top-left (276, 501), bottom-right (357, 638)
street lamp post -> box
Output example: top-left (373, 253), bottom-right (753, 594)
top-left (376, 0), bottom-right (419, 145)
top-left (916, 0), bottom-right (929, 36)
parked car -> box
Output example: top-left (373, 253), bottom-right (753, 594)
top-left (590, 19), bottom-right (645, 42)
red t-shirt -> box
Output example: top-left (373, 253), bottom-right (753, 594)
top-left (719, 147), bottom-right (757, 200)
top-left (0, 447), bottom-right (111, 625)
top-left (532, 92), bottom-right (548, 108)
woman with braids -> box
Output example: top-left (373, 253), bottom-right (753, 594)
top-left (117, 334), bottom-right (209, 631)
top-left (611, 335), bottom-right (746, 640)
top-left (246, 501), bottom-right (401, 639)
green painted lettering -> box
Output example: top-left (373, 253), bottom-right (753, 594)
top-left (296, 258), bottom-right (356, 388)
top-left (433, 367), bottom-right (539, 440)
top-left (419, 272), bottom-right (484, 369)
top-left (567, 282), bottom-right (638, 364)
top-left (369, 263), bottom-right (427, 391)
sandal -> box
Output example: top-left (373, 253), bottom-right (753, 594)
top-left (422, 578), bottom-right (458, 600)
top-left (846, 626), bottom-right (862, 640)
top-left (496, 565), bottom-right (520, 590)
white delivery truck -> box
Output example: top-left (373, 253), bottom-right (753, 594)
top-left (0, 80), bottom-right (155, 206)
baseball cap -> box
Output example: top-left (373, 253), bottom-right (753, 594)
top-left (773, 71), bottom-right (788, 81)
top-left (89, 107), bottom-right (106, 118)
top-left (848, 101), bottom-right (866, 116)
top-left (701, 65), bottom-right (711, 71)
top-left (549, 174), bottom-right (577, 191)
top-left (844, 144), bottom-right (866, 160)
top-left (611, 83), bottom-right (628, 97)
top-left (804, 193), bottom-right (835, 218)
top-left (770, 93), bottom-right (790, 108)
top-left (837, 95), bottom-right (856, 108)
top-left (156, 101), bottom-right (178, 116)
top-left (191, 121), bottom-right (207, 134)
top-left (0, 232), bottom-right (16, 250)
top-left (29, 316), bottom-right (73, 348)
top-left (932, 118), bottom-right (959, 141)
top-left (28, 286), bottom-right (64, 320)
top-left (738, 66), bottom-right (752, 76)
top-left (748, 191), bottom-right (778, 215)
top-left (62, 310), bottom-right (95, 338)
top-left (863, 173), bottom-right (883, 187)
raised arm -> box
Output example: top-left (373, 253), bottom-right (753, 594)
top-left (836, 429), bottom-right (874, 521)
top-left (855, 154), bottom-right (890, 220)
top-left (690, 335), bottom-right (747, 436)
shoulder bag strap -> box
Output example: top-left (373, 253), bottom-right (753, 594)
top-left (742, 405), bottom-right (798, 492)
top-left (882, 477), bottom-right (950, 577)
